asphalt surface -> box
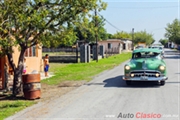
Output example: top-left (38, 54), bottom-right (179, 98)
top-left (6, 49), bottom-right (180, 120)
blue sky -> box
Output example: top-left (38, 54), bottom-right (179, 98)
top-left (100, 0), bottom-right (180, 42)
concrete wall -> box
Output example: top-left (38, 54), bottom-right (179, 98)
top-left (98, 40), bottom-right (123, 52)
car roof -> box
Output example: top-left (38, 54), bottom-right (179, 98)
top-left (133, 48), bottom-right (161, 53)
top-left (149, 46), bottom-right (163, 48)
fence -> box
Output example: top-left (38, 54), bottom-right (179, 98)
top-left (42, 48), bottom-right (79, 63)
top-left (43, 47), bottom-right (78, 53)
top-left (105, 47), bottom-right (121, 58)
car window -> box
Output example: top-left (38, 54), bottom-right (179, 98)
top-left (150, 46), bottom-right (163, 50)
top-left (136, 46), bottom-right (144, 49)
top-left (133, 52), bottom-right (160, 59)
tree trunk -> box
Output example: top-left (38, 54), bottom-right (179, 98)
top-left (13, 68), bottom-right (23, 95)
top-left (4, 64), bottom-right (8, 91)
top-left (13, 48), bottom-right (25, 96)
top-left (7, 47), bottom-right (26, 96)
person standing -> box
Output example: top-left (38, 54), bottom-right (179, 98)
top-left (44, 54), bottom-right (49, 77)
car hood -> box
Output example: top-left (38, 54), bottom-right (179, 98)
top-left (127, 58), bottom-right (164, 70)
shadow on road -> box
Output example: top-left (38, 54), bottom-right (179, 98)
top-left (164, 55), bottom-right (180, 59)
top-left (102, 75), bottom-right (161, 88)
top-left (164, 50), bottom-right (180, 55)
top-left (163, 49), bottom-right (180, 59)
top-left (166, 81), bottom-right (180, 84)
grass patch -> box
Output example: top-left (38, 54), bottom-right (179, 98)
top-left (42, 52), bottom-right (131, 85)
top-left (0, 98), bottom-right (35, 120)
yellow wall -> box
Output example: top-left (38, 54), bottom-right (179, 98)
top-left (12, 45), bottom-right (43, 73)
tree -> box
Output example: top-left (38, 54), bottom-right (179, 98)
top-left (133, 30), bottom-right (154, 45)
top-left (74, 12), bottom-right (108, 43)
top-left (159, 39), bottom-right (168, 46)
top-left (165, 18), bottom-right (180, 44)
top-left (112, 31), bottom-right (131, 39)
top-left (107, 33), bottom-right (113, 39)
top-left (43, 24), bottom-right (78, 48)
top-left (0, 0), bottom-right (106, 96)
top-left (88, 15), bottom-right (108, 42)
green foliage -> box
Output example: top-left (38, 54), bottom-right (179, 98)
top-left (113, 31), bottom-right (132, 39)
top-left (107, 33), bottom-right (113, 39)
top-left (0, 0), bottom-right (107, 95)
top-left (159, 39), bottom-right (168, 46)
top-left (42, 52), bottom-right (131, 85)
top-left (151, 39), bottom-right (155, 44)
top-left (74, 13), bottom-right (108, 43)
top-left (133, 30), bottom-right (154, 45)
top-left (42, 26), bottom-right (77, 48)
top-left (0, 0), bottom-right (107, 51)
top-left (165, 19), bottom-right (180, 44)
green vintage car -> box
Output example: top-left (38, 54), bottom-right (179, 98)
top-left (123, 48), bottom-right (168, 85)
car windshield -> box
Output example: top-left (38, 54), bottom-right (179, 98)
top-left (133, 52), bottom-right (160, 59)
top-left (150, 46), bottom-right (163, 50)
top-left (136, 46), bottom-right (144, 49)
top-left (158, 47), bottom-right (163, 50)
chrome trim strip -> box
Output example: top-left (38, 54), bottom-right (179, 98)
top-left (123, 76), bottom-right (168, 81)
top-left (129, 70), bottom-right (160, 73)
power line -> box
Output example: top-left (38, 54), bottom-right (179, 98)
top-left (104, 19), bottom-right (122, 31)
top-left (107, 6), bottom-right (178, 9)
top-left (97, 13), bottom-right (166, 34)
top-left (97, 12), bottom-right (122, 32)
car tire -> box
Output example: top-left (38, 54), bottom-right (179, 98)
top-left (160, 81), bottom-right (165, 85)
top-left (126, 81), bottom-right (132, 85)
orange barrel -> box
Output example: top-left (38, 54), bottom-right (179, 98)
top-left (22, 74), bottom-right (41, 100)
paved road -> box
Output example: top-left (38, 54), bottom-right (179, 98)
top-left (6, 49), bottom-right (180, 120)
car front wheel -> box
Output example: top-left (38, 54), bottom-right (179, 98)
top-left (126, 81), bottom-right (132, 85)
top-left (160, 81), bottom-right (165, 85)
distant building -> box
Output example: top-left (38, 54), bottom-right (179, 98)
top-left (98, 39), bottom-right (124, 53)
top-left (121, 39), bottom-right (133, 51)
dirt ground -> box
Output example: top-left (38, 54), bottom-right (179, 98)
top-left (38, 80), bottom-right (87, 102)
top-left (0, 81), bottom-right (87, 101)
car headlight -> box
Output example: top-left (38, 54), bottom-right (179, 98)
top-left (130, 73), bottom-right (134, 77)
top-left (125, 65), bottom-right (130, 70)
top-left (155, 73), bottom-right (160, 77)
top-left (159, 65), bottom-right (165, 71)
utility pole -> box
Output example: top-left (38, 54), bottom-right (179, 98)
top-left (95, 8), bottom-right (98, 62)
top-left (132, 28), bottom-right (134, 50)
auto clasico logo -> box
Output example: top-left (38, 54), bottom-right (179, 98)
top-left (117, 112), bottom-right (161, 119)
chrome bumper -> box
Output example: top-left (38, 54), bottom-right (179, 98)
top-left (123, 76), bottom-right (168, 81)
